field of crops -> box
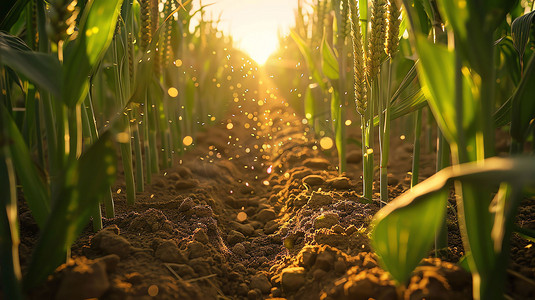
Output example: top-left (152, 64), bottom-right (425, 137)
top-left (1, 0), bottom-right (535, 299)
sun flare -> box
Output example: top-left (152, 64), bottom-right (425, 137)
top-left (193, 0), bottom-right (299, 65)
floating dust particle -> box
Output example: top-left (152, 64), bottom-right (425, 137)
top-left (174, 59), bottom-right (183, 67)
top-left (116, 132), bottom-right (130, 143)
top-left (345, 120), bottom-right (352, 126)
top-left (167, 87), bottom-right (178, 97)
top-left (116, 189), bottom-right (121, 194)
top-left (263, 180), bottom-right (270, 186)
top-left (267, 165), bottom-right (273, 174)
top-left (227, 123), bottom-right (234, 130)
top-left (400, 135), bottom-right (406, 140)
top-left (148, 285), bottom-right (159, 297)
top-left (150, 194), bottom-right (154, 199)
top-left (284, 172), bottom-right (290, 179)
top-left (183, 136), bottom-right (193, 146)
top-left (237, 211), bottom-right (247, 222)
top-left (320, 137), bottom-right (334, 150)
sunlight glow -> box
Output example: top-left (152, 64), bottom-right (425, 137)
top-left (194, 0), bottom-right (300, 65)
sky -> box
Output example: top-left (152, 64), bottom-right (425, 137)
top-left (192, 0), bottom-right (301, 64)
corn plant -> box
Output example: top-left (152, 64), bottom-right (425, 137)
top-left (371, 2), bottom-right (535, 299)
top-left (0, 0), bottom-right (124, 296)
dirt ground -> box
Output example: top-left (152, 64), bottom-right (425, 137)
top-left (15, 71), bottom-right (535, 300)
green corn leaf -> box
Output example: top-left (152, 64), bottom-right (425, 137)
top-left (401, 0), bottom-right (431, 35)
top-left (304, 85), bottom-right (316, 123)
top-left (390, 60), bottom-right (418, 104)
top-left (496, 36), bottom-right (521, 86)
top-left (415, 34), bottom-right (477, 151)
top-left (62, 0), bottom-right (124, 107)
top-left (493, 97), bottom-right (511, 128)
top-left (1, 104), bottom-right (50, 228)
top-left (438, 0), bottom-right (517, 75)
top-left (511, 53), bottom-right (535, 143)
top-left (0, 0), bottom-right (30, 31)
top-left (321, 38), bottom-right (339, 80)
top-left (511, 8), bottom-right (535, 60)
top-left (374, 89), bottom-right (427, 126)
top-left (372, 156), bottom-right (535, 284)
top-left (0, 114), bottom-right (23, 300)
top-left (289, 29), bottom-right (326, 89)
top-left (0, 34), bottom-right (62, 99)
top-left (24, 131), bottom-right (116, 288)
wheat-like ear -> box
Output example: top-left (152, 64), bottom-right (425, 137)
top-left (340, 0), bottom-right (350, 40)
top-left (367, 0), bottom-right (388, 80)
top-left (163, 0), bottom-right (175, 67)
top-left (150, 0), bottom-right (161, 78)
top-left (139, 0), bottom-right (152, 52)
top-left (386, 0), bottom-right (402, 58)
top-left (350, 0), bottom-right (367, 115)
top-left (46, 0), bottom-right (79, 44)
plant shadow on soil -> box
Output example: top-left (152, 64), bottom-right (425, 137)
top-left (15, 75), bottom-right (535, 300)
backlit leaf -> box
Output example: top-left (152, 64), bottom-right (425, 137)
top-left (321, 38), bottom-right (339, 80)
top-left (63, 0), bottom-right (124, 107)
top-left (24, 132), bottom-right (116, 288)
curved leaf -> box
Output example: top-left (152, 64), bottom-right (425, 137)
top-left (321, 37), bottom-right (339, 80)
top-left (511, 9), bottom-right (535, 60)
top-left (372, 156), bottom-right (535, 284)
top-left (1, 104), bottom-right (50, 228)
top-left (0, 0), bottom-right (30, 31)
top-left (63, 0), bottom-right (124, 107)
top-left (289, 29), bottom-right (326, 89)
top-left (0, 34), bottom-right (61, 99)
top-left (511, 52), bottom-right (535, 143)
top-left (24, 132), bottom-right (116, 288)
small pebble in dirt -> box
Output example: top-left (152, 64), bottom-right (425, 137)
top-left (307, 192), bottom-right (333, 208)
top-left (263, 220), bottom-right (279, 234)
top-left (255, 208), bottom-right (277, 224)
top-left (271, 287), bottom-right (282, 297)
top-left (314, 250), bottom-right (335, 271)
top-left (232, 243), bottom-right (246, 257)
top-left (178, 198), bottom-right (195, 212)
top-left (334, 257), bottom-right (347, 273)
top-left (331, 224), bottom-right (345, 234)
top-left (190, 205), bottom-right (213, 218)
top-left (247, 289), bottom-right (261, 300)
top-left (187, 241), bottom-right (208, 259)
top-left (227, 230), bottom-right (246, 245)
top-left (231, 221), bottom-right (255, 236)
top-left (281, 266), bottom-right (306, 292)
top-left (302, 174), bottom-right (325, 186)
top-left (314, 212), bottom-right (340, 230)
top-left (193, 228), bottom-right (209, 244)
top-left (155, 240), bottom-right (187, 264)
top-left (303, 158), bottom-right (331, 170)
top-left (94, 254), bottom-right (120, 273)
top-left (345, 224), bottom-right (359, 236)
top-left (91, 227), bottom-right (132, 259)
top-left (297, 245), bottom-right (318, 269)
top-left (55, 258), bottom-right (110, 300)
top-left (171, 264), bottom-right (196, 278)
top-left (175, 179), bottom-right (199, 190)
top-left (237, 283), bottom-right (249, 296)
top-left (250, 273), bottom-right (272, 294)
top-left (327, 177), bottom-right (352, 189)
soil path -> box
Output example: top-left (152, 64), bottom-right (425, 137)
top-left (18, 65), bottom-right (534, 300)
